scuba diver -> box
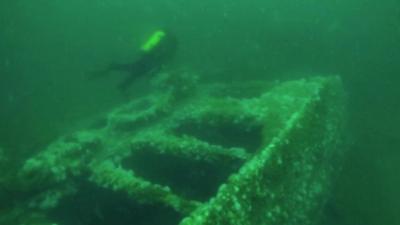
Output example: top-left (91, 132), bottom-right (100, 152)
top-left (91, 29), bottom-right (178, 92)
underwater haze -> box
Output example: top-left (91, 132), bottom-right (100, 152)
top-left (1, 0), bottom-right (400, 224)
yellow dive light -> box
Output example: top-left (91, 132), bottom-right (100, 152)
top-left (140, 30), bottom-right (166, 52)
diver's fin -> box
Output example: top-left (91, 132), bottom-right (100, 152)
top-left (86, 69), bottom-right (110, 81)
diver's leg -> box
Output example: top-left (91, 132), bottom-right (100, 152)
top-left (108, 63), bottom-right (133, 72)
top-left (117, 74), bottom-right (138, 93)
top-left (87, 63), bottom-right (132, 80)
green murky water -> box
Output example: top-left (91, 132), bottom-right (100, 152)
top-left (1, 1), bottom-right (399, 224)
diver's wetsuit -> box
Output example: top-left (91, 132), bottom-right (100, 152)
top-left (108, 32), bottom-right (178, 92)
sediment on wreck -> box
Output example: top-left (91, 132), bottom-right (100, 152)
top-left (1, 72), bottom-right (346, 225)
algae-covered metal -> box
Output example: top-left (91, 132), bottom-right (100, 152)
top-left (1, 74), bottom-right (345, 225)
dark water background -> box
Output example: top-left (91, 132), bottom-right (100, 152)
top-left (0, 0), bottom-right (399, 224)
